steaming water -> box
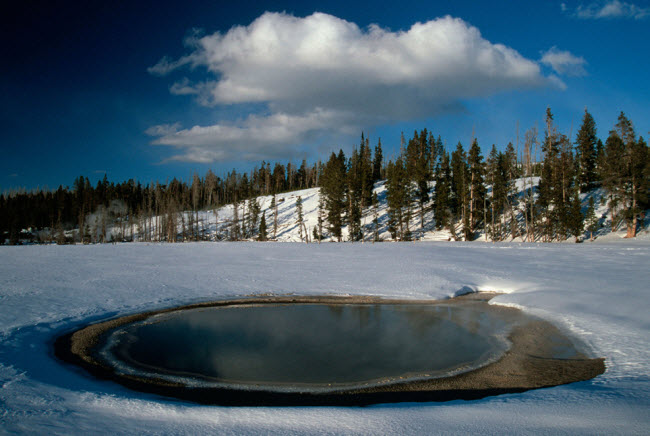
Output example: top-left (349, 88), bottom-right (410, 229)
top-left (98, 303), bottom-right (511, 391)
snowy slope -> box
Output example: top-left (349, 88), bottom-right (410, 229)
top-left (124, 178), bottom-right (649, 244)
top-left (1, 242), bottom-right (649, 434)
top-left (23, 177), bottom-right (646, 246)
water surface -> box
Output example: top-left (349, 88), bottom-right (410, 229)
top-left (99, 303), bottom-right (510, 390)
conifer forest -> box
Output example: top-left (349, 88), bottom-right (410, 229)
top-left (2, 109), bottom-right (648, 245)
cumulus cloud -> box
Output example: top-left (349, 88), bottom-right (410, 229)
top-left (572, 1), bottom-right (650, 19)
top-left (148, 109), bottom-right (358, 163)
top-left (540, 47), bottom-right (587, 76)
top-left (148, 12), bottom-right (552, 163)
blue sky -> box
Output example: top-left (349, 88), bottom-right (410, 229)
top-left (2, 0), bottom-right (649, 191)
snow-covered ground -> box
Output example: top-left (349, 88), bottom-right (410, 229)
top-left (1, 241), bottom-right (649, 434)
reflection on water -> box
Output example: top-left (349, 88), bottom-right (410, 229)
top-left (99, 304), bottom-right (509, 388)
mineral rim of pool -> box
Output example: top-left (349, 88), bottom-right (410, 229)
top-left (96, 303), bottom-right (511, 392)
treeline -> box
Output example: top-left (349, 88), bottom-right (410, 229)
top-left (1, 108), bottom-right (648, 244)
top-left (360, 109), bottom-right (647, 242)
top-left (362, 109), bottom-right (647, 242)
top-left (0, 159), bottom-right (323, 244)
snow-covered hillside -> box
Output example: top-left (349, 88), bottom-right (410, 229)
top-left (129, 179), bottom-right (649, 243)
top-left (0, 241), bottom-right (649, 434)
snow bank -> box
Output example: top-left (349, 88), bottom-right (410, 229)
top-left (0, 241), bottom-right (648, 434)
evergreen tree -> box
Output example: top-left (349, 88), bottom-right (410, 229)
top-left (624, 134), bottom-right (649, 237)
top-left (386, 157), bottom-right (410, 239)
top-left (450, 142), bottom-right (469, 237)
top-left (346, 147), bottom-right (363, 241)
top-left (407, 129), bottom-right (432, 231)
top-left (538, 108), bottom-right (562, 241)
top-left (602, 128), bottom-right (627, 231)
top-left (321, 151), bottom-right (347, 241)
top-left (245, 199), bottom-right (261, 238)
top-left (467, 139), bottom-right (486, 240)
top-left (258, 212), bottom-right (267, 241)
top-left (434, 152), bottom-right (451, 231)
top-left (373, 138), bottom-right (384, 182)
top-left (359, 134), bottom-right (374, 207)
top-left (575, 108), bottom-right (598, 192)
top-left (486, 145), bottom-right (499, 240)
top-left (504, 142), bottom-right (520, 239)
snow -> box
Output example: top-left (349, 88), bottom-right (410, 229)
top-left (156, 178), bottom-right (650, 243)
top-left (1, 240), bottom-right (649, 434)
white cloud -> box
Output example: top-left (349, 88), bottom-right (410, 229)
top-left (148, 109), bottom-right (358, 163)
top-left (540, 47), bottom-right (587, 76)
top-left (573, 1), bottom-right (650, 19)
top-left (148, 12), bottom-right (552, 163)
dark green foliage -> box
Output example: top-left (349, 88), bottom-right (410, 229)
top-left (576, 109), bottom-right (598, 192)
top-left (434, 152), bottom-right (451, 231)
top-left (258, 212), bottom-right (267, 241)
top-left (602, 125), bottom-right (627, 230)
top-left (450, 142), bottom-right (468, 229)
top-left (406, 129), bottom-right (432, 230)
top-left (467, 139), bottom-right (486, 240)
top-left (321, 151), bottom-right (347, 241)
top-left (600, 113), bottom-right (650, 236)
top-left (373, 139), bottom-right (383, 182)
top-left (385, 157), bottom-right (409, 240)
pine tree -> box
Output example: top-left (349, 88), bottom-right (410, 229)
top-left (467, 139), bottom-right (486, 240)
top-left (602, 127), bottom-right (626, 231)
top-left (407, 129), bottom-right (432, 232)
top-left (522, 127), bottom-right (539, 241)
top-left (434, 152), bottom-right (451, 231)
top-left (624, 135), bottom-right (649, 237)
top-left (322, 151), bottom-right (347, 241)
top-left (504, 142), bottom-right (520, 240)
top-left (450, 142), bottom-right (468, 238)
top-left (258, 212), bottom-right (267, 241)
top-left (575, 108), bottom-right (598, 192)
top-left (359, 134), bottom-right (374, 208)
top-left (486, 145), bottom-right (499, 240)
top-left (538, 108), bottom-right (562, 241)
top-left (373, 138), bottom-right (384, 182)
top-left (347, 147), bottom-right (363, 241)
top-left (386, 156), bottom-right (411, 240)
top-left (247, 199), bottom-right (261, 238)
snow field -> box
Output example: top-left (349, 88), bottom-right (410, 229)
top-left (0, 241), bottom-right (649, 434)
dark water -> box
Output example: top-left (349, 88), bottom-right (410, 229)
top-left (99, 303), bottom-right (509, 389)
